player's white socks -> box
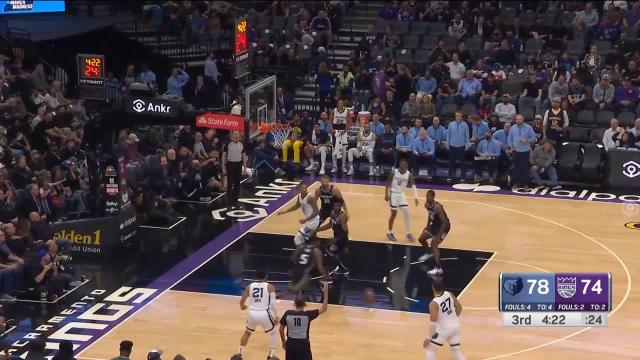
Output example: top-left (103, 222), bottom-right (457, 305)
top-left (425, 345), bottom-right (436, 360)
top-left (451, 346), bottom-right (465, 360)
top-left (268, 330), bottom-right (277, 358)
top-left (238, 346), bottom-right (244, 355)
top-left (400, 207), bottom-right (411, 233)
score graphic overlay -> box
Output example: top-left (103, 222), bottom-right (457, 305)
top-left (500, 272), bottom-right (611, 327)
top-left (77, 54), bottom-right (106, 100)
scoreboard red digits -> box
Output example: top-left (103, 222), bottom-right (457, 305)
top-left (235, 19), bottom-right (248, 56)
top-left (77, 54), bottom-right (106, 100)
top-left (234, 18), bottom-right (250, 78)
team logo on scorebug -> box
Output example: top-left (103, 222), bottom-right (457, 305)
top-left (503, 277), bottom-right (524, 296)
top-left (557, 277), bottom-right (577, 298)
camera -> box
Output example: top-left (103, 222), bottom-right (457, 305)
top-left (54, 255), bottom-right (73, 265)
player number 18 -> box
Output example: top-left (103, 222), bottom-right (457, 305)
top-left (527, 279), bottom-right (549, 295)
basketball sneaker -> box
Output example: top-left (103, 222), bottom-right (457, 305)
top-left (406, 233), bottom-right (415, 241)
top-left (347, 166), bottom-right (354, 175)
top-left (427, 267), bottom-right (443, 276)
top-left (387, 232), bottom-right (397, 241)
top-left (418, 253), bottom-right (432, 262)
top-left (305, 162), bottom-right (316, 171)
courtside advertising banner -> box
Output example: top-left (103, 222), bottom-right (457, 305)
top-left (1, 0), bottom-right (65, 14)
top-left (195, 112), bottom-right (245, 131)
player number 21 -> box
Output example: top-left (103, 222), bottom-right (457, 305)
top-left (581, 279), bottom-right (602, 294)
top-left (527, 279), bottom-right (549, 295)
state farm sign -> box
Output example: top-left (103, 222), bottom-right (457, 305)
top-left (195, 112), bottom-right (245, 131)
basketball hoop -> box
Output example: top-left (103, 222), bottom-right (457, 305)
top-left (267, 123), bottom-right (291, 149)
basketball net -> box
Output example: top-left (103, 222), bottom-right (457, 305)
top-left (268, 124), bottom-right (291, 149)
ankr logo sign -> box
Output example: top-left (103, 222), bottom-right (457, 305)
top-left (451, 184), bottom-right (640, 203)
top-left (125, 97), bottom-right (180, 118)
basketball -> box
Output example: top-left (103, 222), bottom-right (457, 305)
top-left (363, 288), bottom-right (375, 304)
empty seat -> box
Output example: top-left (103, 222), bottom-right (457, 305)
top-left (576, 110), bottom-right (595, 127)
top-left (394, 21), bottom-right (410, 35)
top-left (430, 23), bottom-right (447, 35)
top-left (422, 35), bottom-right (439, 50)
top-left (410, 22), bottom-right (429, 35)
top-left (402, 35), bottom-right (420, 49)
top-left (415, 50), bottom-right (431, 64)
top-left (520, 13), bottom-right (536, 27)
top-left (442, 36), bottom-right (459, 50)
top-left (581, 143), bottom-right (604, 181)
top-left (594, 40), bottom-right (612, 55)
top-left (272, 16), bottom-right (286, 30)
top-left (440, 103), bottom-right (459, 119)
top-left (375, 19), bottom-right (391, 33)
top-left (459, 103), bottom-right (477, 117)
top-left (566, 40), bottom-right (584, 55)
top-left (256, 16), bottom-right (271, 29)
top-left (567, 127), bottom-right (589, 142)
top-left (589, 127), bottom-right (606, 143)
top-left (395, 49), bottom-right (412, 64)
top-left (559, 12), bottom-right (576, 27)
top-left (618, 111), bottom-right (636, 127)
top-left (595, 110), bottom-right (615, 126)
top-left (464, 36), bottom-right (482, 51)
top-left (557, 142), bottom-right (583, 181)
top-left (520, 107), bottom-right (535, 122)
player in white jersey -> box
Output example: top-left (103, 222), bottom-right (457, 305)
top-left (332, 127), bottom-right (349, 174)
top-left (424, 279), bottom-right (465, 360)
top-left (277, 183), bottom-right (320, 248)
top-left (237, 269), bottom-right (279, 360)
top-left (346, 122), bottom-right (377, 176)
top-left (385, 159), bottom-right (419, 241)
top-left (331, 99), bottom-right (350, 127)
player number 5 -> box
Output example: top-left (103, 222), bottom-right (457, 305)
top-left (580, 279), bottom-right (602, 295)
top-left (527, 279), bottom-right (549, 295)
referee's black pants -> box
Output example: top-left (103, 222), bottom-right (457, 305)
top-left (286, 339), bottom-right (312, 360)
top-left (226, 161), bottom-right (242, 207)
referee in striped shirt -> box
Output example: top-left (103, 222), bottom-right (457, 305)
top-left (279, 283), bottom-right (329, 360)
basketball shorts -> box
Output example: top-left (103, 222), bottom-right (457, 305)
top-left (430, 322), bottom-right (461, 347)
top-left (286, 339), bottom-right (312, 360)
top-left (425, 223), bottom-right (450, 240)
top-left (295, 216), bottom-right (320, 246)
top-left (389, 192), bottom-right (408, 210)
top-left (246, 309), bottom-right (277, 332)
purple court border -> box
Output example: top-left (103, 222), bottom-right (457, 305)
top-left (76, 179), bottom-right (309, 356)
top-left (328, 176), bottom-right (638, 204)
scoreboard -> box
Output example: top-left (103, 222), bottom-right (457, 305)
top-left (500, 272), bottom-right (611, 327)
top-left (234, 17), bottom-right (250, 79)
top-left (77, 54), bottom-right (106, 100)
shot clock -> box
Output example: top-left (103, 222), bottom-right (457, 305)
top-left (76, 54), bottom-right (106, 100)
top-left (234, 18), bottom-right (250, 78)
top-left (499, 272), bottom-right (611, 327)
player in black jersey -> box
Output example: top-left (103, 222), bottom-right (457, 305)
top-left (317, 199), bottom-right (349, 275)
top-left (285, 236), bottom-right (327, 297)
top-left (314, 174), bottom-right (348, 225)
top-left (418, 190), bottom-right (450, 276)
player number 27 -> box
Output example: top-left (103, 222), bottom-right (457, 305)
top-left (581, 279), bottom-right (602, 295)
top-left (527, 279), bottom-right (549, 295)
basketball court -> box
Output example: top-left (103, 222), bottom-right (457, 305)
top-left (77, 180), bottom-right (639, 360)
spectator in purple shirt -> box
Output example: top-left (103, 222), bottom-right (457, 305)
top-left (379, 3), bottom-right (398, 21)
top-left (396, 2), bottom-right (415, 22)
top-left (614, 77), bottom-right (640, 114)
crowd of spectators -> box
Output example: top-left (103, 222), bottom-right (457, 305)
top-left (0, 44), bottom-right (95, 301)
top-left (269, 0), bottom-right (640, 187)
